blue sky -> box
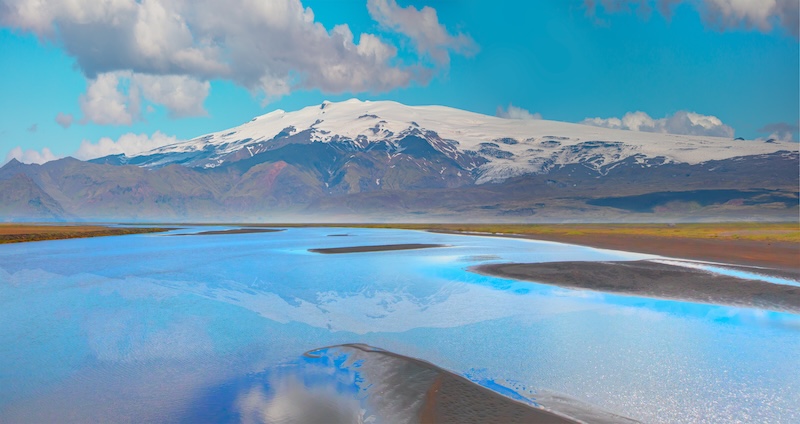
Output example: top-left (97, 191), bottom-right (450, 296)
top-left (1, 0), bottom-right (797, 163)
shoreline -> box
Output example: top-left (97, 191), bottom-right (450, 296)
top-left (0, 224), bottom-right (171, 244)
top-left (425, 227), bottom-right (799, 273)
top-left (472, 260), bottom-right (800, 313)
top-left (4, 222), bottom-right (797, 273)
top-left (304, 344), bottom-right (635, 424)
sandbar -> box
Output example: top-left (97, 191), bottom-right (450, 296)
top-left (305, 344), bottom-right (635, 424)
top-left (309, 243), bottom-right (446, 254)
top-left (473, 260), bottom-right (800, 313)
top-left (175, 228), bottom-right (283, 236)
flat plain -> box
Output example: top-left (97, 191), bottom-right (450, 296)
top-left (0, 224), bottom-right (169, 244)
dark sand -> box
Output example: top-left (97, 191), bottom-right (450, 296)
top-left (305, 344), bottom-right (635, 424)
top-left (174, 228), bottom-right (283, 236)
top-left (433, 230), bottom-right (799, 273)
top-left (309, 243), bottom-right (446, 254)
top-left (473, 260), bottom-right (800, 313)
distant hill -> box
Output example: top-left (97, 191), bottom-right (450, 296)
top-left (1, 100), bottom-right (797, 222)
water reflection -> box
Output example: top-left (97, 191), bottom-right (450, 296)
top-left (189, 344), bottom-right (625, 424)
top-left (0, 227), bottom-right (798, 423)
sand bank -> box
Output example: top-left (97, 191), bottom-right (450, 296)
top-left (304, 344), bottom-right (636, 424)
top-left (309, 243), bottom-right (446, 254)
top-left (473, 260), bottom-right (800, 313)
top-left (175, 228), bottom-right (283, 236)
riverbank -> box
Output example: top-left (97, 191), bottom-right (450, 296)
top-left (347, 222), bottom-right (798, 272)
top-left (0, 224), bottom-right (170, 244)
top-left (186, 222), bottom-right (795, 270)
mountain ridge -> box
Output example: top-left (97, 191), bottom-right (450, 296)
top-left (2, 99), bottom-right (798, 222)
top-left (94, 99), bottom-right (796, 183)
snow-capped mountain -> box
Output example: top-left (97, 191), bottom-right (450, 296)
top-left (4, 99), bottom-right (797, 222)
top-left (112, 99), bottom-right (796, 184)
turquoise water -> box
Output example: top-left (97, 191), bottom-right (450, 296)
top-left (0, 227), bottom-right (798, 423)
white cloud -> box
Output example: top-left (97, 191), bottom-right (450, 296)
top-left (132, 74), bottom-right (210, 118)
top-left (758, 121), bottom-right (799, 142)
top-left (759, 132), bottom-right (795, 143)
top-left (367, 0), bottom-right (478, 66)
top-left (79, 72), bottom-right (141, 125)
top-left (1, 0), bottom-right (473, 119)
top-left (701, 0), bottom-right (798, 36)
top-left (496, 104), bottom-right (542, 120)
top-left (74, 131), bottom-right (179, 160)
top-left (4, 146), bottom-right (59, 164)
top-left (78, 71), bottom-right (209, 124)
top-left (585, 0), bottom-right (799, 38)
top-left (580, 110), bottom-right (736, 137)
top-left (55, 112), bottom-right (74, 129)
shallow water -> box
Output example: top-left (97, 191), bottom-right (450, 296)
top-left (0, 227), bottom-right (798, 423)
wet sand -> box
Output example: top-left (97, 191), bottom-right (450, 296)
top-left (305, 344), bottom-right (636, 424)
top-left (433, 229), bottom-right (799, 273)
top-left (309, 243), bottom-right (446, 254)
top-left (473, 260), bottom-right (800, 313)
top-left (174, 228), bottom-right (283, 236)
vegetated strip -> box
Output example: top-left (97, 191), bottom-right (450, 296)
top-left (0, 224), bottom-right (170, 244)
top-left (309, 243), bottom-right (446, 254)
top-left (172, 228), bottom-right (284, 236)
top-left (473, 260), bottom-right (800, 313)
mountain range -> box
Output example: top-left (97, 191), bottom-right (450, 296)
top-left (1, 99), bottom-right (797, 222)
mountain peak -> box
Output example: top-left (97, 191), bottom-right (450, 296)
top-left (1, 158), bottom-right (25, 173)
top-left (128, 99), bottom-right (797, 183)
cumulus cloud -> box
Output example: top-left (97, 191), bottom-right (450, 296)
top-left (1, 0), bottom-right (474, 121)
top-left (584, 0), bottom-right (799, 38)
top-left (77, 71), bottom-right (209, 125)
top-left (79, 72), bottom-right (141, 125)
top-left (367, 0), bottom-right (478, 66)
top-left (74, 131), bottom-right (180, 160)
top-left (132, 74), bottom-right (210, 118)
top-left (55, 112), bottom-right (73, 129)
top-left (4, 146), bottom-right (59, 164)
top-left (496, 104), bottom-right (542, 120)
top-left (758, 121), bottom-right (799, 142)
top-left (581, 110), bottom-right (736, 137)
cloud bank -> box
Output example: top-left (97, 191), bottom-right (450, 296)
top-left (5, 146), bottom-right (59, 164)
top-left (4, 130), bottom-right (180, 165)
top-left (585, 0), bottom-right (799, 38)
top-left (0, 0), bottom-right (475, 124)
top-left (758, 121), bottom-right (799, 142)
top-left (75, 131), bottom-right (180, 160)
top-left (496, 104), bottom-right (542, 120)
top-left (581, 110), bottom-right (735, 137)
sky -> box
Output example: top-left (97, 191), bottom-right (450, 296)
top-left (0, 0), bottom-right (798, 164)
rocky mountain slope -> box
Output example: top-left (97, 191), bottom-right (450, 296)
top-left (2, 100), bottom-right (798, 222)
